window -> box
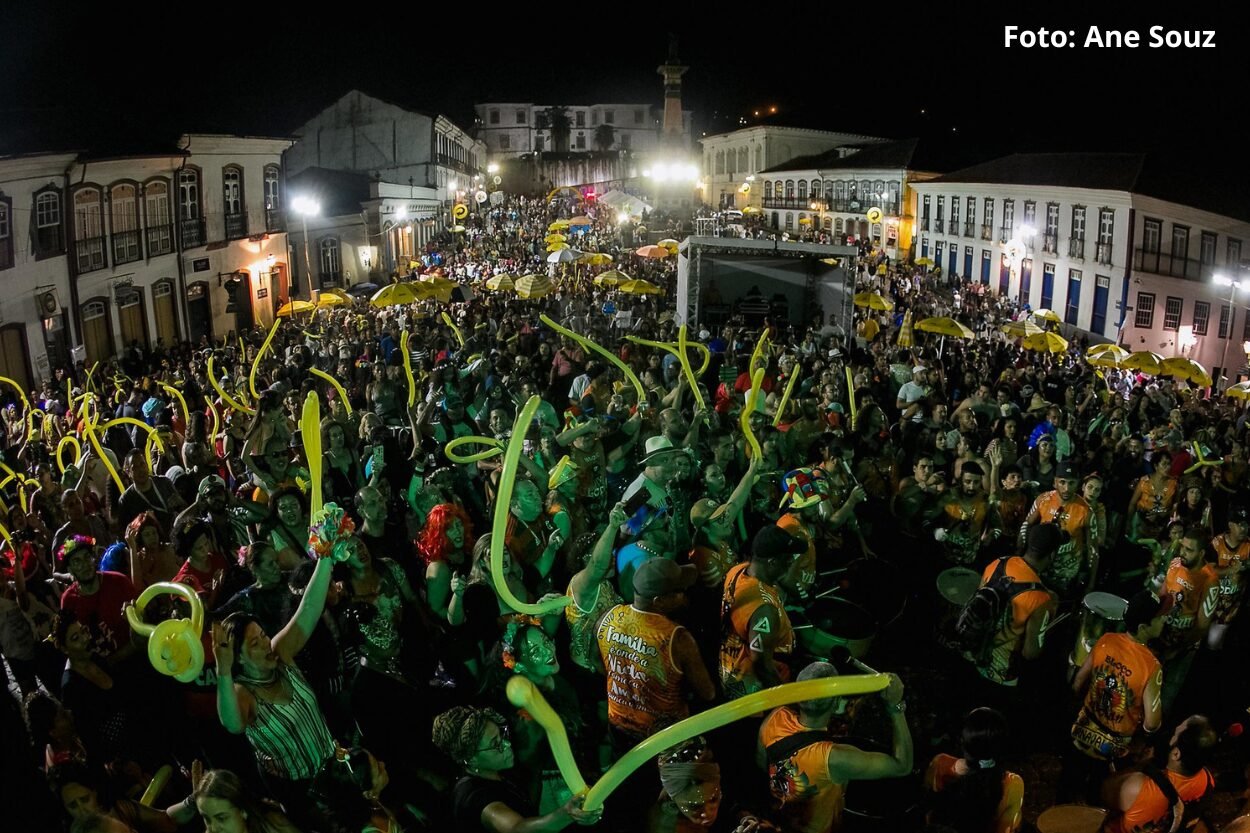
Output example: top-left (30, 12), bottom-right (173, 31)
top-left (1229, 238), bottom-right (1242, 267)
top-left (263, 165), bottom-right (282, 231)
top-left (1163, 296), bottom-right (1183, 331)
top-left (33, 187), bottom-right (64, 256)
top-left (1193, 301), bottom-right (1211, 336)
top-left (810, 179), bottom-right (821, 199)
top-left (1000, 199), bottom-right (1014, 242)
top-left (965, 196), bottom-right (976, 236)
top-left (605, 110), bottom-right (614, 124)
top-left (319, 237), bottom-right (341, 282)
top-left (516, 109), bottom-right (526, 124)
top-left (489, 109), bottom-right (500, 124)
top-left (0, 192), bottom-right (11, 269)
top-left (1220, 304), bottom-right (1234, 338)
top-left (144, 179), bottom-right (172, 256)
top-left (1044, 202), bottom-right (1060, 253)
top-left (500, 135), bottom-right (511, 150)
top-left (935, 196), bottom-right (944, 233)
top-left (1171, 224), bottom-right (1189, 260)
top-left (179, 168), bottom-right (201, 219)
top-left (1135, 293), bottom-right (1156, 328)
top-left (1023, 200), bottom-right (1036, 229)
top-left (785, 181), bottom-right (794, 199)
top-left (575, 111), bottom-right (585, 127)
top-left (1097, 208), bottom-right (1114, 264)
top-left (1065, 269), bottom-right (1082, 325)
top-left (223, 166), bottom-right (245, 238)
top-left (1201, 231), bottom-right (1218, 265)
top-left (798, 181), bottom-right (807, 200)
top-left (921, 194), bottom-right (930, 231)
top-left (764, 181), bottom-right (773, 201)
top-left (535, 136), bottom-right (545, 152)
top-left (109, 182), bottom-right (141, 265)
top-left (785, 214), bottom-right (794, 231)
top-left (73, 186), bottom-right (105, 272)
top-left (1070, 205), bottom-right (1086, 258)
top-left (981, 198), bottom-right (994, 240)
top-left (949, 197), bottom-right (960, 237)
top-left (575, 135), bottom-right (585, 149)
top-left (1142, 218), bottom-right (1162, 253)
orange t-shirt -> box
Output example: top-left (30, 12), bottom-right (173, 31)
top-left (1201, 533), bottom-right (1250, 624)
top-left (760, 706), bottom-right (842, 833)
top-left (1028, 491), bottom-right (1091, 585)
top-left (719, 563), bottom-right (794, 699)
top-left (925, 753), bottom-right (1024, 833)
top-left (976, 557), bottom-right (1052, 685)
top-left (596, 604), bottom-right (687, 738)
top-left (777, 514), bottom-right (816, 599)
top-left (1103, 767), bottom-right (1213, 833)
top-left (1071, 633), bottom-right (1161, 760)
top-left (1157, 558), bottom-right (1208, 654)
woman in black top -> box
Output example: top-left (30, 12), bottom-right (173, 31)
top-left (432, 705), bottom-right (600, 833)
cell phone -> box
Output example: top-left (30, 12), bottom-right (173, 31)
top-left (623, 488), bottom-right (651, 518)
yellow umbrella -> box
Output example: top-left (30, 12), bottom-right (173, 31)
top-left (579, 252), bottom-right (614, 266)
top-left (896, 310), bottom-right (914, 348)
top-left (515, 274), bottom-right (553, 299)
top-left (1121, 350), bottom-right (1164, 375)
top-left (450, 225), bottom-right (467, 233)
top-left (798, 217), bottom-right (812, 225)
top-left (594, 270), bottom-right (629, 287)
top-left (1226, 381), bottom-right (1250, 400)
top-left (1159, 356), bottom-right (1213, 387)
top-left (1087, 353), bottom-right (1125, 370)
top-left (1022, 331), bottom-right (1070, 354)
top-left (315, 291), bottom-right (351, 309)
top-left (658, 237), bottom-right (680, 250)
top-left (853, 292), bottom-right (894, 311)
top-left (544, 233), bottom-right (566, 243)
top-left (620, 279), bottom-right (664, 296)
top-left (1001, 319), bottom-right (1044, 338)
top-left (635, 245), bottom-right (670, 259)
top-left (276, 300), bottom-right (316, 317)
top-left (1032, 308), bottom-right (1062, 324)
top-left (548, 220), bottom-right (570, 231)
top-left (485, 274), bottom-right (515, 292)
top-left (370, 282), bottom-right (428, 308)
top-left (1087, 344), bottom-right (1129, 360)
top-left (419, 275), bottom-right (457, 303)
top-left (547, 241), bottom-right (571, 252)
top-left (915, 317), bottom-right (974, 339)
top-left (742, 206), bottom-right (762, 214)
top-left (569, 216), bottom-right (592, 226)
top-left (915, 257), bottom-right (934, 267)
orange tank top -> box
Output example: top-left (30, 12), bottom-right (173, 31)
top-left (760, 706), bottom-right (842, 833)
top-left (719, 563), bottom-right (794, 699)
top-left (1104, 767), bottom-right (1213, 833)
top-left (565, 578), bottom-right (622, 673)
top-left (596, 604), bottom-right (687, 737)
top-left (777, 514), bottom-right (816, 598)
top-left (1072, 633), bottom-right (1161, 759)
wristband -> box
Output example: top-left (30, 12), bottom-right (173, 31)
top-left (887, 700), bottom-right (906, 714)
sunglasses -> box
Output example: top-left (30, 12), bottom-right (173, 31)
top-left (477, 724), bottom-right (512, 755)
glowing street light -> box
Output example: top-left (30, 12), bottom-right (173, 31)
top-left (487, 163), bottom-right (500, 174)
top-left (291, 197), bottom-right (321, 296)
top-left (1215, 274), bottom-right (1250, 387)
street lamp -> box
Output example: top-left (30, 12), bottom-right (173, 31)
top-left (291, 196), bottom-right (321, 297)
top-left (809, 200), bottom-right (825, 241)
top-left (1214, 274), bottom-right (1248, 388)
top-left (487, 163), bottom-right (500, 174)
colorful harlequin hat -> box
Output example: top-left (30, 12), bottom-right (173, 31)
top-left (778, 467), bottom-right (830, 510)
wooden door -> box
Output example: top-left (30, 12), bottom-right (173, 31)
top-left (153, 280), bottom-right (178, 348)
top-left (0, 325), bottom-right (32, 393)
top-left (81, 299), bottom-right (114, 364)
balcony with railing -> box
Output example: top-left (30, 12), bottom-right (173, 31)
top-left (920, 215), bottom-right (930, 232)
top-left (225, 212), bottom-right (248, 240)
top-left (999, 226), bottom-right (1012, 244)
top-left (76, 236), bottom-right (106, 273)
top-left (964, 221), bottom-right (975, 237)
top-left (265, 208), bottom-right (284, 232)
top-left (934, 218), bottom-right (944, 233)
top-left (319, 271), bottom-right (342, 287)
top-left (1095, 242), bottom-right (1113, 265)
top-left (762, 197), bottom-right (827, 210)
top-left (111, 230), bottom-right (141, 265)
top-left (1042, 233), bottom-right (1058, 254)
top-left (435, 153), bottom-right (477, 175)
top-left (1133, 248), bottom-right (1208, 281)
top-left (1068, 238), bottom-right (1085, 259)
top-left (948, 221), bottom-right (960, 238)
top-left (980, 224), bottom-right (993, 241)
top-left (181, 218), bottom-right (206, 248)
top-left (146, 224), bottom-right (173, 256)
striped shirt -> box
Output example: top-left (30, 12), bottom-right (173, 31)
top-left (244, 664), bottom-right (336, 780)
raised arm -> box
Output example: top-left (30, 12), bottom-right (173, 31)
top-left (826, 674), bottom-right (913, 782)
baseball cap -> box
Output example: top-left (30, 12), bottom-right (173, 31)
top-left (198, 474), bottom-right (227, 497)
top-left (1124, 589), bottom-right (1175, 632)
top-left (752, 525), bottom-right (807, 561)
top-left (912, 365), bottom-right (926, 375)
top-left (689, 498), bottom-right (728, 529)
top-left (633, 557), bottom-right (697, 598)
top-left (1055, 461), bottom-right (1079, 479)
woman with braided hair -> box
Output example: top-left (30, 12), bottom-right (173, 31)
top-left (432, 704), bottom-right (601, 833)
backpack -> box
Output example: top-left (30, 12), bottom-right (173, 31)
top-left (954, 558), bottom-right (1045, 664)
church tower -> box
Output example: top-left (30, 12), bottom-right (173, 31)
top-left (657, 35), bottom-right (688, 144)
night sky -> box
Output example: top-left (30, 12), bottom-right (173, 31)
top-left (0, 5), bottom-right (1239, 176)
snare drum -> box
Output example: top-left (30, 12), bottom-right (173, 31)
top-left (936, 567), bottom-right (981, 647)
top-left (1071, 591), bottom-right (1128, 667)
top-left (796, 598), bottom-right (877, 659)
top-left (1036, 803), bottom-right (1106, 833)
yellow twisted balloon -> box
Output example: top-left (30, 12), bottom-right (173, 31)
top-left (400, 331), bottom-right (417, 408)
top-left (491, 396), bottom-right (571, 616)
top-left (508, 672), bottom-right (889, 811)
top-left (56, 436), bottom-right (83, 474)
top-left (626, 331), bottom-right (706, 411)
top-left (445, 435), bottom-right (505, 464)
top-left (540, 315), bottom-right (645, 403)
top-left (0, 375), bottom-right (31, 414)
top-left (301, 391), bottom-right (324, 514)
top-left (207, 356), bottom-right (255, 415)
top-left (205, 397), bottom-right (222, 447)
top-left (85, 361), bottom-right (100, 393)
top-left (161, 384), bottom-right (191, 431)
top-left (139, 765), bottom-right (172, 807)
top-left (0, 518), bottom-right (15, 554)
top-left (76, 398), bottom-right (124, 494)
top-left (250, 319), bottom-right (281, 399)
top-left (741, 368), bottom-right (765, 460)
top-left (99, 417), bottom-right (166, 473)
top-left (845, 366), bottom-right (858, 430)
top-left (310, 368), bottom-right (353, 416)
top-left (442, 311), bottom-right (465, 348)
top-left (124, 582), bottom-right (205, 683)
top-left (773, 369), bottom-right (801, 427)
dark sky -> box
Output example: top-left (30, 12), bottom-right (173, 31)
top-left (0, 5), bottom-right (1239, 174)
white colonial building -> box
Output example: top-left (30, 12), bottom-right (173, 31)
top-left (911, 154), bottom-right (1250, 385)
top-left (474, 102), bottom-right (692, 158)
top-left (756, 139), bottom-right (940, 260)
top-left (1, 133), bottom-right (291, 381)
top-left (285, 91), bottom-right (485, 204)
top-left (700, 126), bottom-right (885, 210)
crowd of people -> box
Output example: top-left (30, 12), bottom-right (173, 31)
top-left (3, 191), bottom-right (1250, 833)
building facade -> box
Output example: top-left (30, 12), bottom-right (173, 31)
top-left (474, 102), bottom-right (692, 158)
top-left (285, 91), bottom-right (485, 204)
top-left (1, 134), bottom-right (290, 382)
top-left (911, 154), bottom-right (1250, 384)
top-left (700, 126), bottom-right (885, 210)
top-left (756, 139), bottom-right (938, 260)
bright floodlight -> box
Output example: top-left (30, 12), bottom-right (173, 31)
top-left (395, 207), bottom-right (407, 220)
top-left (487, 163), bottom-right (500, 174)
top-left (291, 196), bottom-right (320, 216)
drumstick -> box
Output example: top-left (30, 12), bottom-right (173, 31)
top-left (815, 586), bottom-right (845, 600)
top-left (848, 657), bottom-right (879, 675)
top-left (1038, 611), bottom-right (1071, 635)
top-left (819, 568), bottom-right (850, 577)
